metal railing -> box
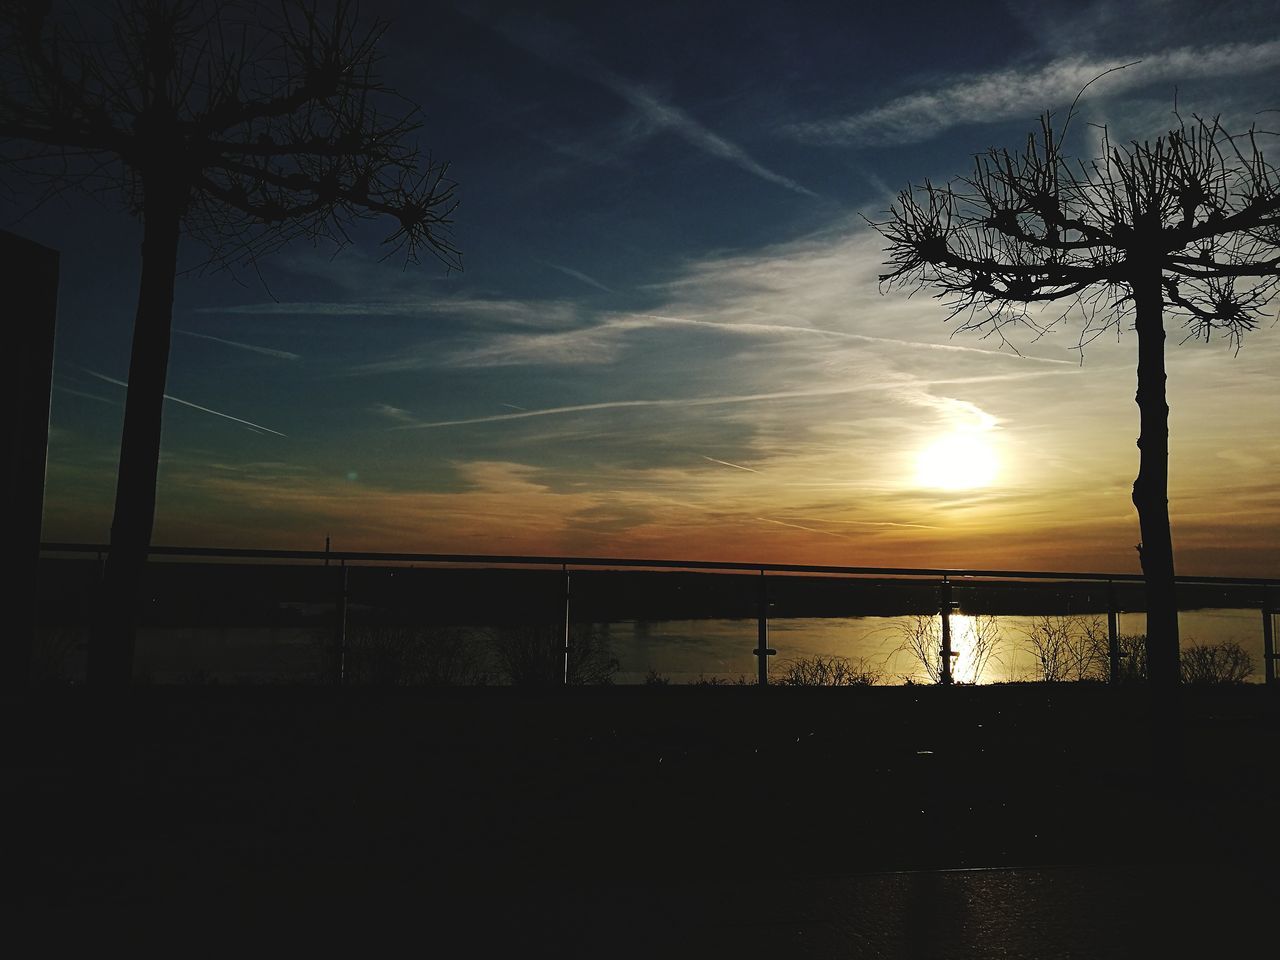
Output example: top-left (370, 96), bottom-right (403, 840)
top-left (39, 541), bottom-right (1280, 686)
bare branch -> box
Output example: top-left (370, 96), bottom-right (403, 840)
top-left (872, 106), bottom-right (1280, 347)
top-left (1, 0), bottom-right (459, 270)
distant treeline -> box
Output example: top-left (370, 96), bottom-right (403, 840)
top-left (36, 558), bottom-right (1266, 629)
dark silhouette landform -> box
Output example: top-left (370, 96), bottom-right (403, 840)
top-left (6, 683), bottom-right (1277, 953)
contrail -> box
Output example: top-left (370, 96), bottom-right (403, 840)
top-left (54, 384), bottom-right (118, 405)
top-left (755, 517), bottom-right (850, 538)
top-left (394, 383), bottom-right (881, 430)
top-left (83, 369), bottom-right (288, 437)
top-left (540, 261), bottom-right (614, 293)
top-left (703, 456), bottom-right (759, 473)
top-left (785, 516), bottom-right (939, 531)
top-left (634, 314), bottom-right (1074, 364)
top-left (176, 329), bottom-right (300, 360)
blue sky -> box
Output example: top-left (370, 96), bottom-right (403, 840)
top-left (13, 0), bottom-right (1280, 574)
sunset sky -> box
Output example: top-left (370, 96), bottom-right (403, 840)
top-left (14, 0), bottom-right (1280, 576)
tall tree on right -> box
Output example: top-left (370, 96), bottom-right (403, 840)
top-left (873, 111), bottom-right (1279, 686)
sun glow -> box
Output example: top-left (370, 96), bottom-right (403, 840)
top-left (915, 432), bottom-right (999, 490)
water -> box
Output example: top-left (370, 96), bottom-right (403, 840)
top-left (52, 608), bottom-right (1265, 684)
top-left (609, 610), bottom-right (1270, 685)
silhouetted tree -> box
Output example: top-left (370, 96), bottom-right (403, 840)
top-left (874, 105), bottom-right (1279, 687)
top-left (1, 1), bottom-right (458, 685)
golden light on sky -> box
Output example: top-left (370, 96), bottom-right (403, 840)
top-left (915, 432), bottom-right (1000, 491)
top-left (23, 0), bottom-right (1280, 579)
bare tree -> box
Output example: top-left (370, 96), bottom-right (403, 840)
top-left (1, 1), bottom-right (458, 684)
top-left (873, 92), bottom-right (1280, 687)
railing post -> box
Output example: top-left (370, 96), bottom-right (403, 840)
top-left (335, 561), bottom-right (348, 685)
top-left (939, 578), bottom-right (954, 685)
top-left (563, 565), bottom-right (571, 686)
top-left (1107, 581), bottom-right (1120, 684)
top-left (754, 570), bottom-right (775, 685)
top-left (1264, 587), bottom-right (1275, 688)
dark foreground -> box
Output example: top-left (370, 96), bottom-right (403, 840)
top-left (4, 685), bottom-right (1277, 955)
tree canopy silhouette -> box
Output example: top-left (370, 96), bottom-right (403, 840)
top-left (873, 103), bottom-right (1279, 686)
top-left (1, 0), bottom-right (459, 685)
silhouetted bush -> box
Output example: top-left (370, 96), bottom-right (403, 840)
top-left (30, 626), bottom-right (81, 685)
top-left (1020, 615), bottom-right (1108, 682)
top-left (1180, 640), bottom-right (1254, 684)
top-left (1107, 633), bottom-right (1148, 682)
top-left (687, 674), bottom-right (752, 686)
top-left (897, 615), bottom-right (945, 683)
top-left (644, 669), bottom-right (671, 686)
top-left (963, 614), bottom-right (1003, 684)
top-left (488, 624), bottom-right (618, 686)
top-left (345, 625), bottom-right (493, 686)
top-left (896, 614), bottom-right (1002, 683)
top-left (775, 655), bottom-right (880, 686)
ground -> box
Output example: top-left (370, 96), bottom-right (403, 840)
top-left (4, 684), bottom-right (1277, 955)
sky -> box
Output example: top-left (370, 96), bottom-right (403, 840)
top-left (9, 0), bottom-right (1280, 576)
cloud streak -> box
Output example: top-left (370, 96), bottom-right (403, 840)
top-left (755, 516), bottom-right (851, 539)
top-left (703, 456), bottom-right (759, 473)
top-left (176, 329), bottom-right (300, 360)
top-left (604, 78), bottom-right (816, 196)
top-left (392, 383), bottom-right (888, 430)
top-left (785, 39), bottom-right (1280, 145)
top-left (477, 10), bottom-right (814, 197)
top-left (539, 260), bottom-right (615, 293)
top-left (83, 370), bottom-right (288, 437)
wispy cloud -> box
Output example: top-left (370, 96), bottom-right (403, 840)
top-left (391, 383), bottom-right (890, 430)
top-left (370, 403), bottom-right (422, 426)
top-left (199, 296), bottom-right (579, 329)
top-left (407, 308), bottom-right (1075, 372)
top-left (175, 329), bottom-right (300, 361)
top-left (784, 39), bottom-right (1280, 145)
top-left (83, 370), bottom-right (288, 437)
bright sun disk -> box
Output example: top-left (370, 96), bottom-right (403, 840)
top-left (916, 432), bottom-right (999, 490)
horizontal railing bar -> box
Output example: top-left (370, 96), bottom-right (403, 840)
top-left (38, 541), bottom-right (1280, 587)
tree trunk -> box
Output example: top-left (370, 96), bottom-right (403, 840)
top-left (87, 181), bottom-right (183, 686)
top-left (1130, 267), bottom-right (1180, 687)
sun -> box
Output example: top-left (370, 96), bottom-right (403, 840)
top-left (915, 432), bottom-right (999, 490)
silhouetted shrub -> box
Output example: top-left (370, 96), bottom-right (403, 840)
top-left (644, 669), bottom-right (671, 686)
top-left (897, 615), bottom-right (945, 683)
top-left (1106, 633), bottom-right (1148, 682)
top-left (687, 674), bottom-right (752, 686)
top-left (1180, 640), bottom-right (1254, 684)
top-left (775, 655), bottom-right (880, 686)
top-left (896, 614), bottom-right (1003, 683)
top-left (963, 614), bottom-right (1003, 684)
top-left (30, 626), bottom-right (81, 685)
top-left (345, 625), bottom-right (492, 686)
top-left (1021, 615), bottom-right (1108, 682)
top-left (488, 624), bottom-right (618, 686)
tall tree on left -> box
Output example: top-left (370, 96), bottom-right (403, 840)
top-left (0, 1), bottom-right (459, 685)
